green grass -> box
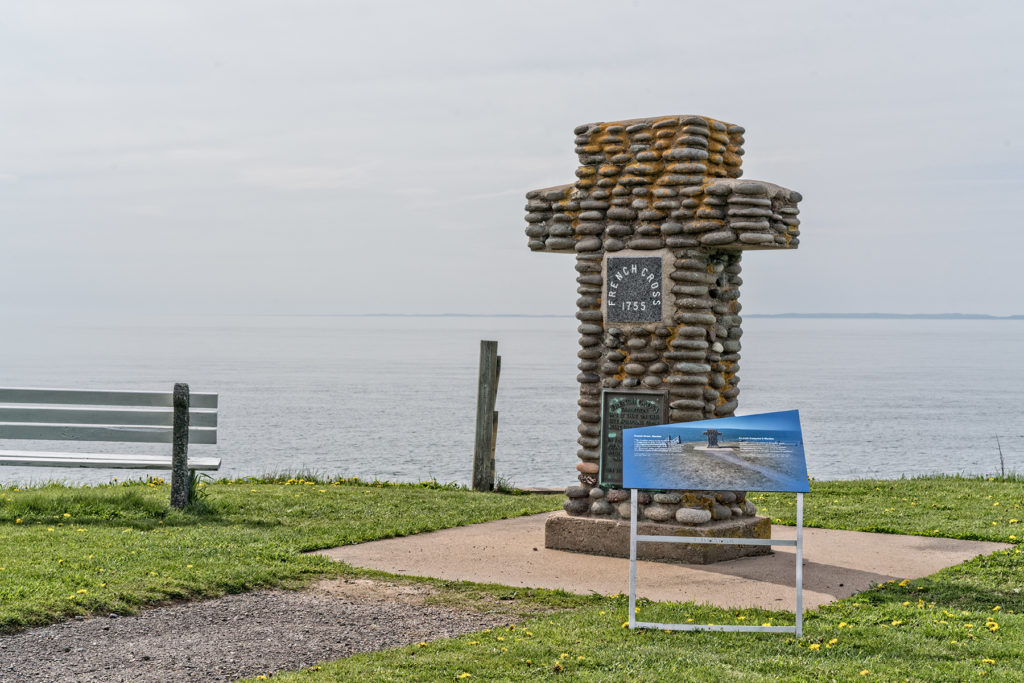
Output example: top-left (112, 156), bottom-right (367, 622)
top-left (3, 475), bottom-right (1022, 680)
top-left (0, 476), bottom-right (561, 631)
top-left (749, 474), bottom-right (1024, 543)
top-left (256, 476), bottom-right (1023, 682)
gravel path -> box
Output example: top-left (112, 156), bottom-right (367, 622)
top-left (0, 581), bottom-right (509, 682)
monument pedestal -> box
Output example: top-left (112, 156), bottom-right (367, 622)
top-left (545, 512), bottom-right (771, 564)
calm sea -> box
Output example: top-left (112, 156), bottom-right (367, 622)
top-left (1, 315), bottom-right (1021, 487)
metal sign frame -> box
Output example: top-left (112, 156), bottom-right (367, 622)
top-left (628, 491), bottom-right (805, 637)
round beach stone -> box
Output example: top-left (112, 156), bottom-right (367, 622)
top-left (729, 505), bottom-right (744, 518)
top-left (637, 491), bottom-right (652, 505)
top-left (564, 498), bottom-right (589, 515)
top-left (653, 492), bottom-right (681, 504)
top-left (606, 489), bottom-right (630, 503)
top-left (566, 485), bottom-right (591, 499)
top-left (588, 486), bottom-right (606, 499)
top-left (711, 503), bottom-right (733, 520)
top-left (715, 400), bottom-right (738, 415)
top-left (576, 461), bottom-right (599, 475)
top-left (744, 500), bottom-right (757, 516)
top-left (643, 504), bottom-right (675, 522)
top-left (617, 502), bottom-right (632, 519)
top-left (700, 230), bottom-right (738, 246)
top-left (674, 362), bottom-right (711, 374)
top-left (716, 491), bottom-right (737, 504)
top-left (590, 500), bottom-right (614, 515)
top-left (676, 507), bottom-right (712, 524)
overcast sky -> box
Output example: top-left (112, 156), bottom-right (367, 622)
top-left (2, 1), bottom-right (1021, 316)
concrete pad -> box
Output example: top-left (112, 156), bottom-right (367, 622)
top-left (315, 512), bottom-right (1012, 611)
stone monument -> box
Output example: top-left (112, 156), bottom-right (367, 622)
top-left (523, 114), bottom-right (803, 563)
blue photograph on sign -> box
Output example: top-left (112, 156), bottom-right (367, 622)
top-left (622, 410), bottom-right (810, 493)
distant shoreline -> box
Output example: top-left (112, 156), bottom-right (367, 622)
top-left (256, 312), bottom-right (1023, 320)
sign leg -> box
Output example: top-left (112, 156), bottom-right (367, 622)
top-left (796, 492), bottom-right (804, 638)
top-left (629, 489), bottom-right (638, 628)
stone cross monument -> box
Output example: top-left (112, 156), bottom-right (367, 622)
top-left (523, 115), bottom-right (804, 563)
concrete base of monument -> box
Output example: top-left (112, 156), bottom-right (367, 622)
top-left (544, 512), bottom-right (771, 564)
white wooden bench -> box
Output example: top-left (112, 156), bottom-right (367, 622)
top-left (0, 384), bottom-right (219, 507)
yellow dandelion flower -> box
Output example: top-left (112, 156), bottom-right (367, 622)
top-left (77, 589), bottom-right (87, 594)
top-left (14, 518), bottom-right (21, 524)
top-left (891, 620), bottom-right (903, 626)
top-left (761, 622), bottom-right (772, 627)
top-left (898, 579), bottom-right (910, 587)
top-left (552, 662), bottom-right (563, 672)
top-left (621, 621), bottom-right (630, 628)
top-left (63, 513), bottom-right (71, 518)
top-left (808, 643), bottom-right (820, 651)
top-left (828, 638), bottom-right (838, 645)
top-left (992, 606), bottom-right (1001, 611)
top-left (577, 656), bottom-right (585, 661)
top-left (186, 564), bottom-right (193, 568)
top-left (982, 658), bottom-right (995, 665)
top-left (458, 673), bottom-right (472, 679)
top-left (416, 642), bottom-right (427, 648)
top-left (559, 653), bottom-right (569, 659)
top-left (860, 670), bottom-right (869, 676)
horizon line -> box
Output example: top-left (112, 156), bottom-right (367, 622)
top-left (242, 312), bottom-right (1024, 320)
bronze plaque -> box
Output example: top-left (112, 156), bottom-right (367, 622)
top-left (599, 390), bottom-right (669, 487)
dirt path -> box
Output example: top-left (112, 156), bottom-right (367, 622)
top-left (0, 580), bottom-right (509, 682)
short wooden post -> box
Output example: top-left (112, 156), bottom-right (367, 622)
top-left (473, 340), bottom-right (499, 491)
top-left (489, 355), bottom-right (501, 484)
top-left (170, 383), bottom-right (191, 509)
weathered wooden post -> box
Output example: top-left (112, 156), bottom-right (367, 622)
top-left (170, 382), bottom-right (191, 509)
top-left (472, 341), bottom-right (500, 491)
top-left (524, 115), bottom-right (804, 562)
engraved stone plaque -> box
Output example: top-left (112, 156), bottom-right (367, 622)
top-left (605, 256), bottom-right (663, 323)
top-left (599, 390), bottom-right (669, 487)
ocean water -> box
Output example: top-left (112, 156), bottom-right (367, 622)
top-left (1, 315), bottom-right (1021, 488)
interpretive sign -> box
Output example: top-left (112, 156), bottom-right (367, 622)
top-left (604, 256), bottom-right (663, 323)
top-left (599, 390), bottom-right (668, 487)
top-left (623, 410), bottom-right (809, 493)
top-left (625, 409), bottom-right (809, 637)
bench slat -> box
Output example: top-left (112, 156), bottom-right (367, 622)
top-left (0, 450), bottom-right (220, 470)
top-left (0, 424), bottom-right (217, 444)
top-left (0, 407), bottom-right (217, 428)
top-left (0, 387), bottom-right (218, 409)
